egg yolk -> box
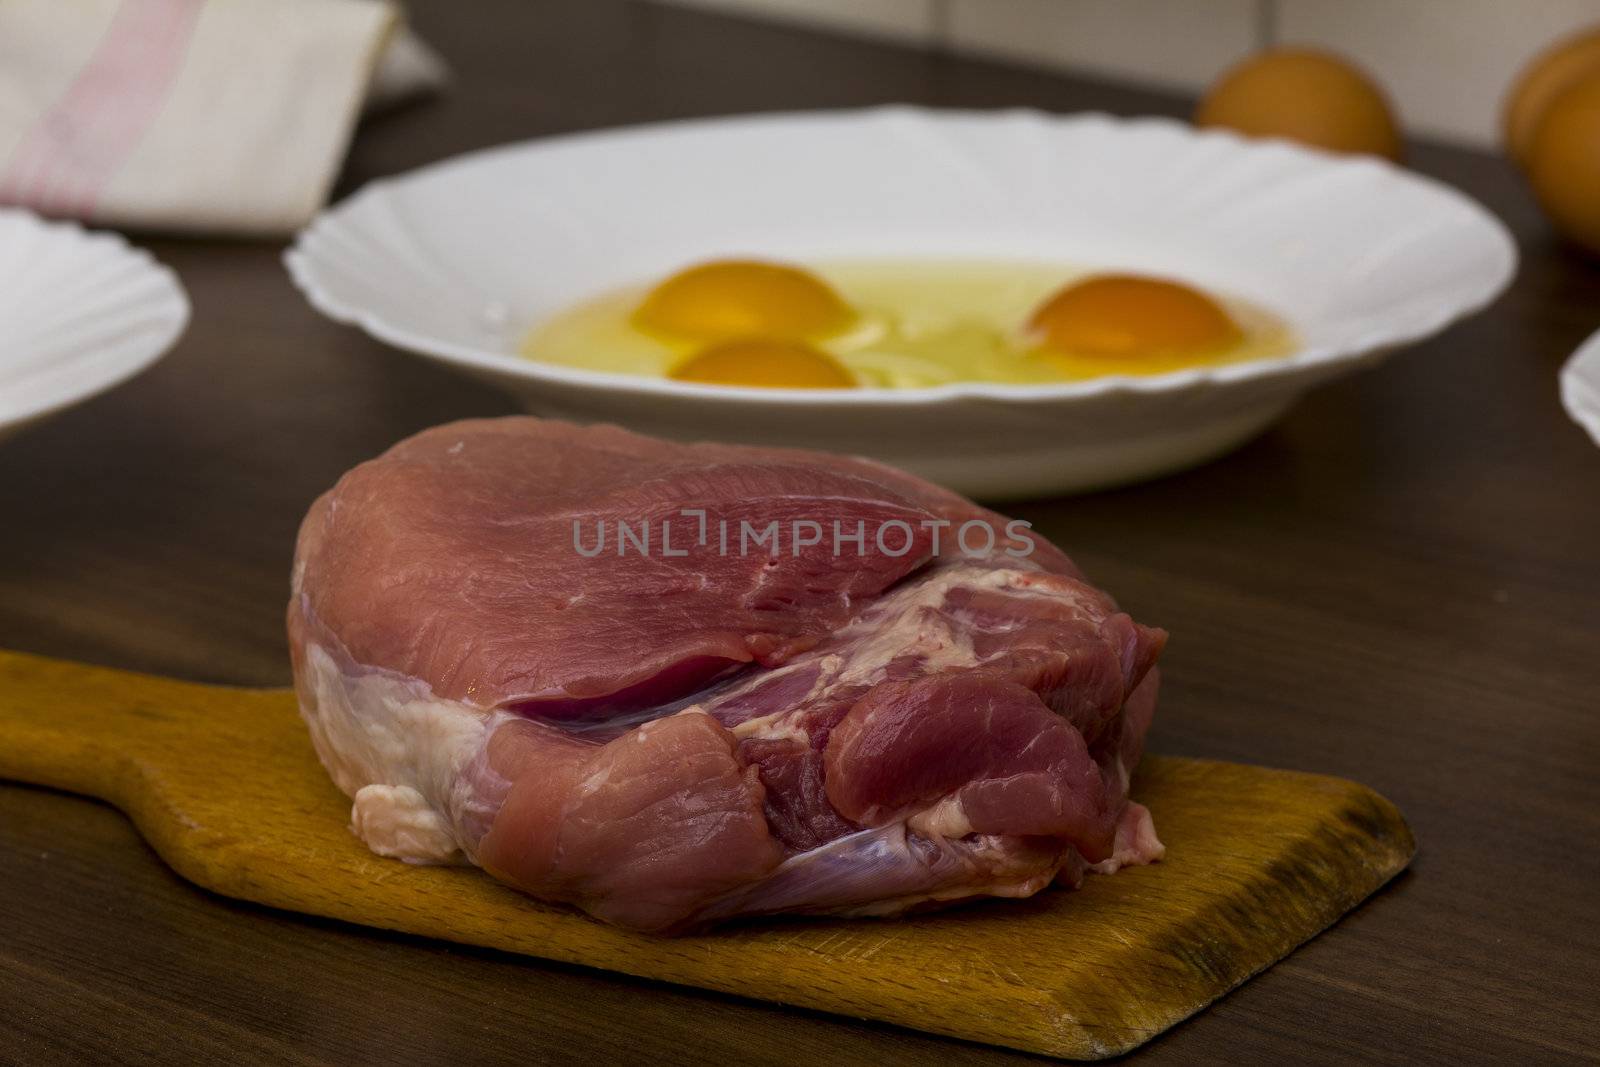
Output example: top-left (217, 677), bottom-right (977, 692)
top-left (1027, 275), bottom-right (1243, 358)
top-left (669, 338), bottom-right (855, 389)
top-left (632, 260), bottom-right (855, 343)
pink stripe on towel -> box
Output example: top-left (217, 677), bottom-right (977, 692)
top-left (0, 0), bottom-right (206, 220)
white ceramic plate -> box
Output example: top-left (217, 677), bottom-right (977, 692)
top-left (1560, 329), bottom-right (1600, 450)
top-left (287, 107), bottom-right (1515, 498)
top-left (0, 209), bottom-right (189, 440)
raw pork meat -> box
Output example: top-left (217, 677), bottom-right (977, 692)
top-left (288, 418), bottom-right (1165, 933)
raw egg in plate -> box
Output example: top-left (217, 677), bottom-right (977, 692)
top-left (522, 258), bottom-right (1295, 390)
top-left (288, 107), bottom-right (1515, 497)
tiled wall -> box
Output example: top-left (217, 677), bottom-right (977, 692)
top-left (648, 0), bottom-right (1600, 148)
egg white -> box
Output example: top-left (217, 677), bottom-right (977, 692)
top-left (521, 259), bottom-right (1294, 388)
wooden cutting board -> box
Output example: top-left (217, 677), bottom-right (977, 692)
top-left (0, 649), bottom-right (1413, 1060)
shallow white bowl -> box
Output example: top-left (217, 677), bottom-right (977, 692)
top-left (0, 209), bottom-right (189, 440)
top-left (287, 107), bottom-right (1515, 498)
top-left (1561, 329), bottom-right (1600, 450)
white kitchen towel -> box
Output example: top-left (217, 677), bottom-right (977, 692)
top-left (0, 0), bottom-right (446, 236)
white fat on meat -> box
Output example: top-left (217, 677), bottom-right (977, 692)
top-left (299, 641), bottom-right (495, 864)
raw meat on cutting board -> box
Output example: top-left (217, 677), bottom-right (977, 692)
top-left (288, 418), bottom-right (1166, 933)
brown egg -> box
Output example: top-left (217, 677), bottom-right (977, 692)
top-left (1196, 47), bottom-right (1402, 161)
top-left (1526, 74), bottom-right (1600, 255)
top-left (1503, 26), bottom-right (1600, 168)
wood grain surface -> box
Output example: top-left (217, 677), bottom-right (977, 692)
top-left (2, 0), bottom-right (1598, 1064)
top-left (0, 649), bottom-right (1414, 1061)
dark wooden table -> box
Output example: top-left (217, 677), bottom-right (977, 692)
top-left (3, 1), bottom-right (1598, 1063)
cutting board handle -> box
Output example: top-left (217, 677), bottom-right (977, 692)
top-left (0, 649), bottom-right (272, 808)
